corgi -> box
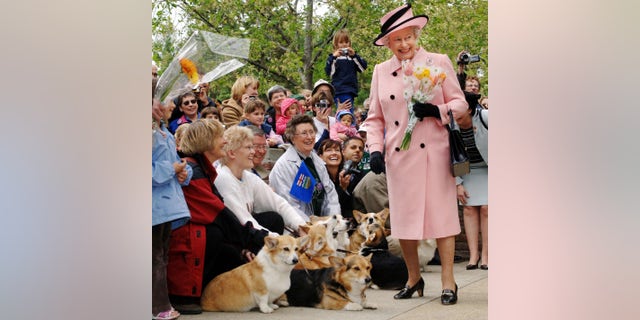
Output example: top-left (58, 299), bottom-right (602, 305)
top-left (309, 214), bottom-right (350, 255)
top-left (285, 254), bottom-right (377, 311)
top-left (351, 208), bottom-right (410, 290)
top-left (295, 223), bottom-right (335, 270)
top-left (387, 237), bottom-right (437, 272)
top-left (200, 235), bottom-right (300, 313)
top-left (349, 209), bottom-right (390, 253)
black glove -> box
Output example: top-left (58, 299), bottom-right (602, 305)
top-left (370, 151), bottom-right (385, 174)
top-left (412, 102), bottom-right (440, 120)
top-left (464, 91), bottom-right (481, 109)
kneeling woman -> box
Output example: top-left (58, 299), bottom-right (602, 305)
top-left (214, 125), bottom-right (307, 236)
top-left (167, 119), bottom-right (268, 314)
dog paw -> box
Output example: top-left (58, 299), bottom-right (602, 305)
top-left (269, 303), bottom-right (280, 310)
top-left (258, 305), bottom-right (274, 313)
top-left (276, 300), bottom-right (289, 307)
top-left (363, 302), bottom-right (378, 309)
top-left (344, 302), bottom-right (364, 311)
top-left (370, 284), bottom-right (380, 290)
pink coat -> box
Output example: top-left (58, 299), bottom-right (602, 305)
top-left (366, 48), bottom-right (467, 239)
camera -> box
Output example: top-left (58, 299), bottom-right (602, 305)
top-left (342, 160), bottom-right (361, 175)
top-left (459, 52), bottom-right (481, 65)
top-left (317, 99), bottom-right (329, 109)
top-left (249, 95), bottom-right (257, 100)
top-left (359, 110), bottom-right (368, 122)
top-left (340, 48), bottom-right (349, 56)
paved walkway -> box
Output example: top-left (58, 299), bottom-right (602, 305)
top-left (180, 261), bottom-right (487, 320)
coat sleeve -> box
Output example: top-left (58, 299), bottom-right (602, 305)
top-left (365, 63), bottom-right (385, 154)
top-left (275, 117), bottom-right (287, 135)
top-left (269, 157), bottom-right (311, 222)
top-left (436, 54), bottom-right (468, 124)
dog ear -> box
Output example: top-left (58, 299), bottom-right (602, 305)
top-left (352, 210), bottom-right (364, 223)
top-left (384, 229), bottom-right (391, 237)
top-left (297, 235), bottom-right (309, 252)
top-left (377, 208), bottom-right (390, 223)
top-left (329, 255), bottom-right (344, 268)
top-left (264, 236), bottom-right (279, 249)
top-left (363, 252), bottom-right (373, 262)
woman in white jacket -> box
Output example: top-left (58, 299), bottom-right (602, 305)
top-left (215, 126), bottom-right (307, 236)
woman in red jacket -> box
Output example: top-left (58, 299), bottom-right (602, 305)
top-left (166, 119), bottom-right (268, 315)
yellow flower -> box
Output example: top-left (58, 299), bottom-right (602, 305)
top-left (179, 58), bottom-right (200, 84)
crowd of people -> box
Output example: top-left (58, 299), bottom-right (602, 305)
top-left (151, 3), bottom-right (487, 319)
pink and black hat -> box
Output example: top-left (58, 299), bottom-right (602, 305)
top-left (373, 3), bottom-right (429, 46)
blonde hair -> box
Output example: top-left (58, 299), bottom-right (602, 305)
top-left (220, 126), bottom-right (253, 165)
top-left (332, 29), bottom-right (351, 49)
top-left (174, 123), bottom-right (191, 148)
top-left (231, 76), bottom-right (260, 104)
top-left (179, 119), bottom-right (225, 155)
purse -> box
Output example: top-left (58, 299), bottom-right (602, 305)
top-left (446, 109), bottom-right (470, 177)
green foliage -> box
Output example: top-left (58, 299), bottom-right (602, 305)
top-left (152, 0), bottom-right (488, 103)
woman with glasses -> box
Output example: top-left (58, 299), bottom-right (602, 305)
top-left (168, 91), bottom-right (200, 134)
top-left (214, 126), bottom-right (307, 235)
top-left (269, 114), bottom-right (341, 220)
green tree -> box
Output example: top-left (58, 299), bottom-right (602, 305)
top-left (152, 0), bottom-right (488, 102)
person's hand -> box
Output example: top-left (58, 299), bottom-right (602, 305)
top-left (456, 184), bottom-right (469, 205)
top-left (173, 159), bottom-right (188, 183)
top-left (412, 102), bottom-right (440, 120)
top-left (152, 99), bottom-right (164, 122)
top-left (337, 99), bottom-right (352, 111)
top-left (315, 106), bottom-right (330, 123)
top-left (338, 170), bottom-right (351, 190)
top-left (347, 47), bottom-right (355, 56)
top-left (333, 49), bottom-right (342, 57)
top-left (370, 151), bottom-right (385, 174)
top-left (266, 138), bottom-right (277, 147)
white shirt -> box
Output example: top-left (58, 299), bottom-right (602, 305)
top-left (215, 165), bottom-right (306, 235)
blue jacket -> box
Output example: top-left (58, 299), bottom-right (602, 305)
top-left (152, 127), bottom-right (192, 228)
top-left (325, 53), bottom-right (367, 97)
top-left (238, 119), bottom-right (273, 135)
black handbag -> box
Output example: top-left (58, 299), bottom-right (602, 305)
top-left (446, 109), bottom-right (470, 177)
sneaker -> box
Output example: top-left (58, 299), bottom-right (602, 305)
top-left (173, 303), bottom-right (202, 315)
top-left (152, 308), bottom-right (180, 320)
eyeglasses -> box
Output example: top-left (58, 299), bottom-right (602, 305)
top-left (294, 130), bottom-right (315, 137)
top-left (253, 144), bottom-right (267, 151)
top-left (182, 99), bottom-right (197, 106)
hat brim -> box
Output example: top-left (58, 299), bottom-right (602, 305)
top-left (312, 84), bottom-right (335, 97)
top-left (374, 15), bottom-right (429, 46)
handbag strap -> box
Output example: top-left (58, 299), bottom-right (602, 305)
top-left (478, 109), bottom-right (487, 129)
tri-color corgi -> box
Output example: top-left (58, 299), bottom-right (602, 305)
top-left (285, 254), bottom-right (377, 311)
top-left (200, 235), bottom-right (300, 313)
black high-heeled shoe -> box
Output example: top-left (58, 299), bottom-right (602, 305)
top-left (441, 283), bottom-right (458, 305)
top-left (394, 278), bottom-right (425, 299)
top-left (466, 259), bottom-right (479, 270)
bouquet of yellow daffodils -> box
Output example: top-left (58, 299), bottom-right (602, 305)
top-left (400, 59), bottom-right (447, 150)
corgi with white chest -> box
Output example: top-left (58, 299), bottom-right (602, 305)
top-left (200, 235), bottom-right (300, 313)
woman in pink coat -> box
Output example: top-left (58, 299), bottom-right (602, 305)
top-left (366, 3), bottom-right (467, 305)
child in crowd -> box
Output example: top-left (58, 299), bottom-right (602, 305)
top-left (152, 100), bottom-right (192, 320)
top-left (275, 97), bottom-right (300, 136)
top-left (237, 98), bottom-right (283, 147)
top-left (200, 106), bottom-right (220, 122)
top-left (330, 109), bottom-right (358, 142)
top-left (324, 29), bottom-right (367, 113)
